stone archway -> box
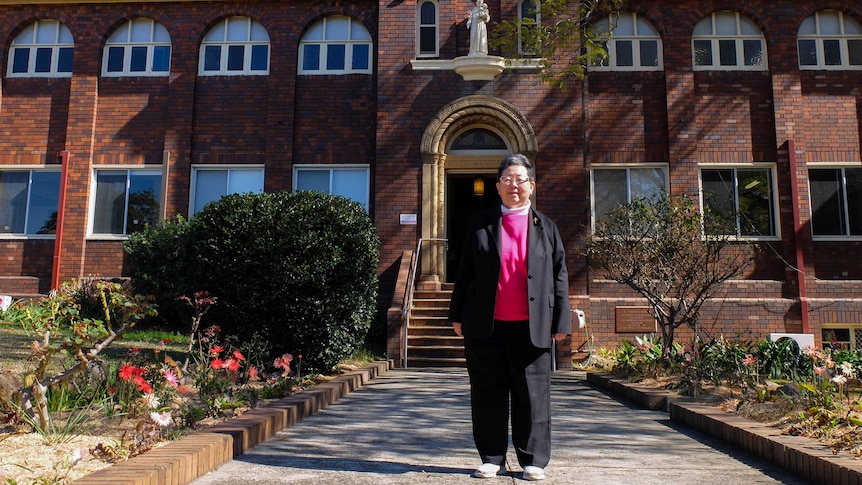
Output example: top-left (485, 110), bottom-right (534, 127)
top-left (419, 95), bottom-right (537, 281)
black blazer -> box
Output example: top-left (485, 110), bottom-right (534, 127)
top-left (448, 205), bottom-right (571, 349)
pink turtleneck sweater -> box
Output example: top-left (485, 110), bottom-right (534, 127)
top-left (494, 204), bottom-right (530, 321)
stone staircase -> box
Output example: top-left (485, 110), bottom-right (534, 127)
top-left (405, 282), bottom-right (465, 367)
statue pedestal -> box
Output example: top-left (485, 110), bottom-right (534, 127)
top-left (453, 54), bottom-right (505, 81)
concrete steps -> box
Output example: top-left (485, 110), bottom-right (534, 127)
top-left (405, 283), bottom-right (464, 368)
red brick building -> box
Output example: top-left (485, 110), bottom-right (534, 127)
top-left (1, 1), bottom-right (861, 362)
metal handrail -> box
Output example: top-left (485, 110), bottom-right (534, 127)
top-left (402, 237), bottom-right (448, 368)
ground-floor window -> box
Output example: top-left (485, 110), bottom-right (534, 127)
top-left (591, 165), bottom-right (667, 228)
top-left (190, 166), bottom-right (264, 215)
top-left (294, 166), bottom-right (369, 211)
top-left (822, 325), bottom-right (862, 350)
top-left (0, 169), bottom-right (60, 236)
top-left (809, 167), bottom-right (862, 238)
top-left (91, 169), bottom-right (162, 236)
top-left (700, 166), bottom-right (777, 238)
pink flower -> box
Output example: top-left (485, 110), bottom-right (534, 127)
top-left (150, 411), bottom-right (173, 427)
top-left (742, 354), bottom-right (756, 366)
top-left (814, 365), bottom-right (825, 376)
top-left (248, 366), bottom-right (259, 381)
top-left (232, 350), bottom-right (245, 361)
top-left (164, 369), bottom-right (179, 387)
top-left (274, 353), bottom-right (293, 371)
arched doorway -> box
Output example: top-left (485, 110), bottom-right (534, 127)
top-left (419, 95), bottom-right (537, 281)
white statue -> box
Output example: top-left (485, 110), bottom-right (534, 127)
top-left (467, 0), bottom-right (490, 56)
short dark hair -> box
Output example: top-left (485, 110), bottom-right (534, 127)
top-left (497, 154), bottom-right (534, 181)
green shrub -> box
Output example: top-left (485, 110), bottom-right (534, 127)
top-left (126, 191), bottom-right (379, 373)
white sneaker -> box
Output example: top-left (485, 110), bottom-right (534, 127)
top-left (522, 466), bottom-right (545, 481)
top-left (473, 463), bottom-right (501, 478)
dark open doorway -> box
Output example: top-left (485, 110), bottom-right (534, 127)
top-left (446, 173), bottom-right (500, 282)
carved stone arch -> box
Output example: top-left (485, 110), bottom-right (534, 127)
top-left (418, 95), bottom-right (537, 281)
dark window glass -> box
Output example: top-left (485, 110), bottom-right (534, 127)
top-left (693, 39), bottom-right (712, 65)
top-left (419, 27), bottom-right (437, 54)
top-left (303, 45), bottom-right (320, 70)
top-left (849, 40), bottom-right (862, 65)
top-left (824, 39), bottom-right (842, 65)
top-left (26, 171), bottom-right (60, 235)
top-left (93, 172), bottom-right (127, 235)
top-left (846, 168), bottom-right (862, 235)
top-left (227, 45), bottom-right (244, 71)
top-left (152, 46), bottom-right (170, 72)
top-left (798, 39), bottom-right (817, 65)
top-left (12, 48), bottom-right (30, 73)
top-left (57, 47), bottom-right (73, 72)
top-left (129, 46), bottom-right (147, 72)
top-left (204, 45), bottom-right (221, 71)
top-left (352, 44), bottom-right (369, 70)
top-left (615, 40), bottom-right (633, 66)
top-left (719, 39), bottom-right (737, 65)
top-left (250, 44), bottom-right (268, 70)
top-left (810, 169), bottom-right (845, 235)
top-left (0, 172), bottom-right (29, 233)
top-left (327, 44), bottom-right (346, 70)
top-left (34, 47), bottom-right (52, 72)
top-left (737, 169), bottom-right (773, 236)
top-left (107, 46), bottom-right (124, 72)
top-left (702, 169), bottom-right (736, 235)
top-left (639, 40), bottom-right (658, 67)
top-left (420, 2), bottom-right (436, 24)
top-left (743, 39), bottom-right (763, 66)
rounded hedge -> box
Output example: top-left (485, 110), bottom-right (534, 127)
top-left (126, 191), bottom-right (379, 373)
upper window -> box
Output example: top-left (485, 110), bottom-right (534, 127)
top-left (798, 11), bottom-right (862, 70)
top-left (190, 166), bottom-right (264, 215)
top-left (417, 0), bottom-right (438, 57)
top-left (91, 169), bottom-right (162, 236)
top-left (592, 166), bottom-right (667, 228)
top-left (0, 169), bottom-right (60, 236)
top-left (103, 18), bottom-right (171, 77)
top-left (199, 17), bottom-right (270, 75)
top-left (294, 166), bottom-right (369, 211)
top-left (700, 167), bottom-right (776, 238)
top-left (299, 16), bottom-right (372, 75)
top-left (8, 20), bottom-right (74, 78)
top-left (590, 12), bottom-right (662, 71)
top-left (809, 167), bottom-right (862, 238)
top-left (518, 0), bottom-right (540, 56)
top-left (692, 11), bottom-right (766, 71)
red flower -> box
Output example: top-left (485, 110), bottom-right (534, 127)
top-left (210, 345), bottom-right (224, 356)
top-left (210, 358), bottom-right (225, 369)
top-left (223, 358), bottom-right (241, 372)
top-left (232, 350), bottom-right (245, 361)
top-left (119, 364), bottom-right (145, 381)
top-left (132, 375), bottom-right (152, 394)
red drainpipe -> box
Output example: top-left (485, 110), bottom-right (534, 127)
top-left (51, 151), bottom-right (71, 291)
top-left (786, 140), bottom-right (810, 334)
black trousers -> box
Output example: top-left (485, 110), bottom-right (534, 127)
top-left (464, 320), bottom-right (552, 468)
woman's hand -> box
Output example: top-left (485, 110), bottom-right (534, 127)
top-left (452, 322), bottom-right (463, 336)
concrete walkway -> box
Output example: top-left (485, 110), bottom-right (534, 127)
top-left (188, 368), bottom-right (807, 484)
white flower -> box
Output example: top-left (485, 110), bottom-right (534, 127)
top-left (840, 361), bottom-right (855, 378)
top-left (69, 447), bottom-right (87, 466)
top-left (832, 374), bottom-right (848, 386)
top-left (142, 393), bottom-right (160, 410)
top-left (150, 410), bottom-right (173, 427)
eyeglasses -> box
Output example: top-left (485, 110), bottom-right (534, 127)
top-left (499, 177), bottom-right (532, 186)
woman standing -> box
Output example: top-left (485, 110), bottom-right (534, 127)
top-left (449, 154), bottom-right (571, 481)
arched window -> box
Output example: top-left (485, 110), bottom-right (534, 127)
top-left (692, 11), bottom-right (766, 71)
top-left (103, 18), bottom-right (171, 76)
top-left (417, 0), bottom-right (438, 57)
top-left (518, 0), bottom-right (540, 56)
top-left (8, 20), bottom-right (74, 78)
top-left (798, 10), bottom-right (862, 70)
top-left (299, 16), bottom-right (372, 75)
top-left (199, 16), bottom-right (270, 75)
top-left (448, 128), bottom-right (509, 154)
top-left (590, 12), bottom-right (662, 71)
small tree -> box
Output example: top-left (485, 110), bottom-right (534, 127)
top-left (586, 192), bottom-right (757, 355)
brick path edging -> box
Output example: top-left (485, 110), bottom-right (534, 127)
top-left (72, 360), bottom-right (393, 485)
top-left (587, 372), bottom-right (862, 485)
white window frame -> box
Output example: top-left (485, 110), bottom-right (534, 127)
top-left (293, 165), bottom-right (370, 211)
top-left (198, 16), bottom-right (270, 76)
top-left (808, 165), bottom-right (862, 240)
top-left (798, 10), bottom-right (862, 71)
top-left (102, 18), bottom-right (171, 77)
top-left (0, 167), bottom-right (61, 238)
top-left (699, 164), bottom-right (779, 240)
top-left (692, 11), bottom-right (767, 71)
top-left (189, 165), bottom-right (265, 215)
top-left (8, 19), bottom-right (74, 78)
top-left (590, 12), bottom-right (663, 71)
top-left (590, 165), bottom-right (669, 231)
top-left (416, 0), bottom-right (439, 58)
top-left (89, 167), bottom-right (163, 239)
top-left (298, 16), bottom-right (373, 75)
